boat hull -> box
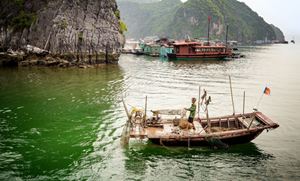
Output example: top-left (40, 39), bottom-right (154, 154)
top-left (148, 129), bottom-right (264, 147)
top-left (128, 112), bottom-right (278, 147)
top-left (167, 53), bottom-right (230, 60)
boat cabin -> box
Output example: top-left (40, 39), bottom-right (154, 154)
top-left (173, 42), bottom-right (228, 55)
top-left (160, 45), bottom-right (174, 58)
top-left (141, 43), bottom-right (160, 57)
top-left (167, 41), bottom-right (232, 59)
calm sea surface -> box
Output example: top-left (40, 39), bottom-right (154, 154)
top-left (0, 44), bottom-right (300, 180)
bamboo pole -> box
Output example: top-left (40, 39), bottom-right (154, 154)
top-left (198, 86), bottom-right (201, 119)
top-left (122, 97), bottom-right (130, 119)
top-left (121, 97), bottom-right (131, 146)
top-left (207, 16), bottom-right (211, 45)
top-left (225, 24), bottom-right (229, 50)
top-left (206, 107), bottom-right (211, 133)
top-left (243, 91), bottom-right (245, 115)
top-left (205, 93), bottom-right (211, 133)
top-left (144, 96), bottom-right (147, 123)
top-left (229, 75), bottom-right (235, 115)
top-left (248, 117), bottom-right (255, 130)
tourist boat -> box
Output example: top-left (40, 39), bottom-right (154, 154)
top-left (167, 41), bottom-right (232, 60)
top-left (121, 77), bottom-right (279, 148)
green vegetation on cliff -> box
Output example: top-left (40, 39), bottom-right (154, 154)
top-left (11, 10), bottom-right (36, 30)
top-left (117, 0), bottom-right (285, 43)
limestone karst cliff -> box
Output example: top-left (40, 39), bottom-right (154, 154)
top-left (0, 0), bottom-right (125, 65)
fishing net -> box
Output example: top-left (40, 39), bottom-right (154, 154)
top-left (205, 135), bottom-right (229, 149)
top-left (151, 109), bottom-right (187, 118)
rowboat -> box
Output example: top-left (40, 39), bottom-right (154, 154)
top-left (121, 107), bottom-right (278, 148)
top-left (121, 77), bottom-right (279, 148)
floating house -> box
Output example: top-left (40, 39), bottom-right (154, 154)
top-left (160, 44), bottom-right (174, 58)
top-left (141, 43), bottom-right (160, 57)
top-left (167, 41), bottom-right (232, 60)
top-left (122, 39), bottom-right (143, 54)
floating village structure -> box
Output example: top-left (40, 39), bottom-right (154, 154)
top-left (166, 41), bottom-right (232, 60)
top-left (122, 38), bottom-right (233, 60)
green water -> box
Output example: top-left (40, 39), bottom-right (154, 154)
top-left (1, 44), bottom-right (300, 180)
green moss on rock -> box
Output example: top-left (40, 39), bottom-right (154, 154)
top-left (10, 10), bottom-right (36, 30)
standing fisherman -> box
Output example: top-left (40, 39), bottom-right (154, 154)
top-left (185, 98), bottom-right (197, 129)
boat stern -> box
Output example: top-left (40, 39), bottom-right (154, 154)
top-left (255, 112), bottom-right (279, 129)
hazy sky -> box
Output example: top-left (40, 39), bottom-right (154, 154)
top-left (181, 0), bottom-right (300, 40)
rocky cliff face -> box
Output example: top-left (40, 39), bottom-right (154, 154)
top-left (0, 0), bottom-right (124, 65)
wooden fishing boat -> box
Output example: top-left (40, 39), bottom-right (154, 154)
top-left (121, 77), bottom-right (279, 148)
top-left (129, 111), bottom-right (278, 146)
top-left (122, 108), bottom-right (278, 147)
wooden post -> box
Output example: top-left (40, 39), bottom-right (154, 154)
top-left (144, 96), bottom-right (147, 123)
top-left (206, 108), bottom-right (211, 133)
top-left (225, 24), bottom-right (229, 50)
top-left (204, 93), bottom-right (211, 133)
top-left (229, 75), bottom-right (235, 115)
top-left (243, 91), bottom-right (245, 115)
top-left (122, 98), bottom-right (130, 119)
top-left (207, 16), bottom-right (211, 45)
top-left (121, 97), bottom-right (131, 147)
top-left (248, 117), bottom-right (255, 130)
top-left (198, 86), bottom-right (201, 119)
top-left (227, 118), bottom-right (230, 128)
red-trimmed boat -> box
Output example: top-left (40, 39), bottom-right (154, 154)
top-left (167, 41), bottom-right (232, 60)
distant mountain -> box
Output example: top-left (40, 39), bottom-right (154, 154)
top-left (270, 24), bottom-right (285, 42)
top-left (117, 0), bottom-right (285, 43)
top-left (117, 0), bottom-right (160, 3)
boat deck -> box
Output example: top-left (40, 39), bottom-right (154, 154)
top-left (130, 121), bottom-right (206, 138)
top-left (130, 112), bottom-right (279, 145)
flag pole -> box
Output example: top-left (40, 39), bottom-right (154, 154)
top-left (254, 87), bottom-right (270, 111)
top-left (254, 93), bottom-right (264, 111)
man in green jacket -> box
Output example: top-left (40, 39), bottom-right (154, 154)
top-left (185, 98), bottom-right (197, 128)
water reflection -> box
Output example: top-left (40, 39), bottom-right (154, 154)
top-left (123, 142), bottom-right (274, 180)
